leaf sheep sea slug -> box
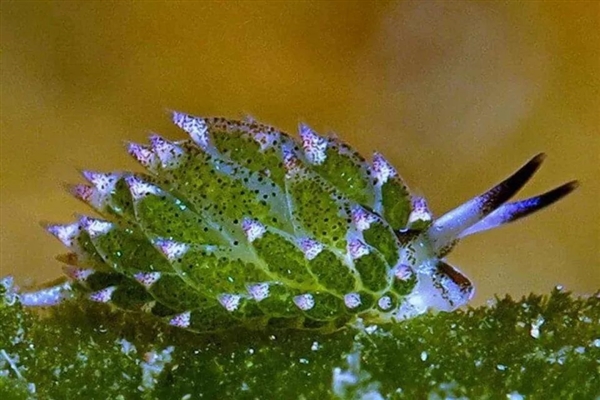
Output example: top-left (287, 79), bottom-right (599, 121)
top-left (11, 112), bottom-right (578, 333)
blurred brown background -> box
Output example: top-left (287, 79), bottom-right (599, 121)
top-left (1, 1), bottom-right (598, 305)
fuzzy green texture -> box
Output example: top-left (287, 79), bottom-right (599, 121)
top-left (1, 286), bottom-right (598, 399)
top-left (45, 115), bottom-right (430, 332)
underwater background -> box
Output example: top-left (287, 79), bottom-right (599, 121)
top-left (1, 0), bottom-right (598, 304)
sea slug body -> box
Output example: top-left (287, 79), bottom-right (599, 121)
top-left (15, 112), bottom-right (578, 333)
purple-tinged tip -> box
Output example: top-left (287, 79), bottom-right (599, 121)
top-left (242, 218), bottom-right (266, 242)
top-left (350, 205), bottom-right (378, 231)
top-left (63, 266), bottom-right (94, 282)
top-left (133, 272), bottom-right (161, 288)
top-left (149, 134), bottom-right (185, 169)
top-left (246, 283), bottom-right (270, 302)
top-left (348, 239), bottom-right (369, 260)
top-left (69, 183), bottom-right (95, 202)
top-left (171, 111), bottom-right (210, 150)
top-left (169, 311), bottom-right (191, 328)
top-left (392, 264), bottom-right (414, 281)
top-left (372, 153), bottom-right (396, 184)
top-left (293, 293), bottom-right (315, 311)
top-left (296, 237), bottom-right (324, 260)
top-left (89, 286), bottom-right (117, 303)
top-left (19, 282), bottom-right (72, 307)
top-left (45, 222), bottom-right (81, 247)
top-left (79, 216), bottom-right (113, 238)
top-left (282, 145), bottom-right (302, 176)
top-left (299, 123), bottom-right (327, 165)
top-left (153, 238), bottom-right (189, 261)
top-left (344, 293), bottom-right (362, 309)
top-left (124, 175), bottom-right (162, 200)
top-left (408, 197), bottom-right (433, 225)
top-left (81, 171), bottom-right (120, 193)
top-left (127, 142), bottom-right (158, 171)
top-left (378, 296), bottom-right (393, 311)
top-left (217, 293), bottom-right (242, 312)
top-left (67, 183), bottom-right (108, 210)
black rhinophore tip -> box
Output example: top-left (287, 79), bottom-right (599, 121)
top-left (460, 180), bottom-right (579, 238)
top-left (428, 153), bottom-right (548, 253)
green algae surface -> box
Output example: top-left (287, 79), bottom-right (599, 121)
top-left (1, 285), bottom-right (598, 399)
